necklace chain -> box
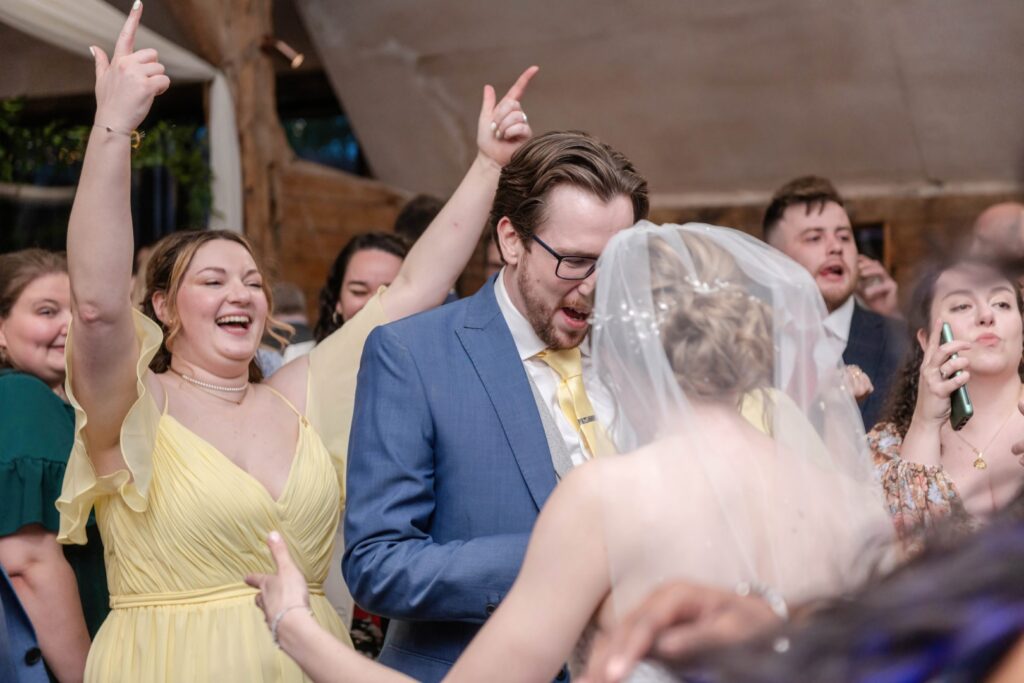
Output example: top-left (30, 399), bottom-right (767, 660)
top-left (949, 404), bottom-right (1017, 470)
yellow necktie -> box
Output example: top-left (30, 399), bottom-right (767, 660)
top-left (536, 348), bottom-right (610, 458)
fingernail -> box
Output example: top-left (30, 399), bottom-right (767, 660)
top-left (132, 0), bottom-right (142, 10)
top-left (89, 46), bottom-right (96, 58)
top-left (607, 658), bottom-right (626, 679)
top-left (269, 531), bottom-right (281, 542)
top-left (490, 121), bottom-right (497, 132)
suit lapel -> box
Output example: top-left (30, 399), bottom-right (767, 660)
top-left (844, 304), bottom-right (883, 378)
top-left (456, 280), bottom-right (557, 511)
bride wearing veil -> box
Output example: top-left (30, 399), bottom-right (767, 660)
top-left (248, 222), bottom-right (893, 682)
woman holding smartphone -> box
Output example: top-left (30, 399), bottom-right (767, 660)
top-left (869, 258), bottom-right (1024, 553)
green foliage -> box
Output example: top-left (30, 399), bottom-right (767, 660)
top-left (133, 121), bottom-right (213, 226)
top-left (0, 99), bottom-right (212, 226)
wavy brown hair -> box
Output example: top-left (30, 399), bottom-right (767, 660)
top-left (488, 130), bottom-right (649, 247)
top-left (140, 230), bottom-right (289, 382)
top-left (884, 258), bottom-right (1024, 436)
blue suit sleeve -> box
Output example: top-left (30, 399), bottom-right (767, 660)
top-left (342, 325), bottom-right (530, 623)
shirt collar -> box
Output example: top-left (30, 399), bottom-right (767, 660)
top-left (823, 295), bottom-right (856, 344)
top-left (494, 269), bottom-right (592, 360)
top-left (495, 268), bottom-right (548, 361)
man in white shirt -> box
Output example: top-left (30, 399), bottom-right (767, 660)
top-left (762, 175), bottom-right (907, 429)
top-left (344, 131), bottom-right (648, 682)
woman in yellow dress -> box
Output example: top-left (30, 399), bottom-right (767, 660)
top-left (57, 4), bottom-right (536, 681)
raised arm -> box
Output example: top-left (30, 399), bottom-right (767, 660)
top-left (379, 66), bottom-right (538, 320)
top-left (66, 3), bottom-right (169, 474)
top-left (899, 319), bottom-right (971, 468)
top-left (269, 67), bottom-right (538, 435)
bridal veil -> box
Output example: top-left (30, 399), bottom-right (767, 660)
top-left (590, 222), bottom-right (893, 618)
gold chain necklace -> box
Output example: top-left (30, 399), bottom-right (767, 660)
top-left (949, 405), bottom-right (1017, 470)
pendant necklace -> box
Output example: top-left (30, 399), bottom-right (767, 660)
top-left (950, 404), bottom-right (1017, 470)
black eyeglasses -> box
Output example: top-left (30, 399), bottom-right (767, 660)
top-left (530, 235), bottom-right (598, 280)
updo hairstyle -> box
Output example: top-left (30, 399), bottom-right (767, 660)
top-left (650, 233), bottom-right (773, 402)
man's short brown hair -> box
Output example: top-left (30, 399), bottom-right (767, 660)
top-left (762, 175), bottom-right (844, 241)
top-left (488, 131), bottom-right (649, 250)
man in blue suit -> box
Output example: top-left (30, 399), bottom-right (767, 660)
top-left (344, 130), bottom-right (648, 681)
top-left (763, 175), bottom-right (908, 429)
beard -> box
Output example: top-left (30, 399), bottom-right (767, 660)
top-left (516, 267), bottom-right (589, 350)
top-left (820, 278), bottom-right (857, 312)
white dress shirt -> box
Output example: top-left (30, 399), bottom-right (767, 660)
top-left (824, 296), bottom-right (856, 347)
top-left (494, 270), bottom-right (610, 467)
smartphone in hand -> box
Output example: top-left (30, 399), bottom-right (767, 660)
top-left (940, 322), bottom-right (974, 431)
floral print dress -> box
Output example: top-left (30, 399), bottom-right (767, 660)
top-left (868, 422), bottom-right (976, 554)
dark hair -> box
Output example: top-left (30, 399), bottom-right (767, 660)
top-left (140, 229), bottom-right (287, 382)
top-left (883, 257), bottom-right (1024, 436)
top-left (762, 175), bottom-right (844, 242)
top-left (678, 487), bottom-right (1024, 682)
top-left (488, 130), bottom-right (649, 247)
top-left (0, 249), bottom-right (67, 369)
top-left (393, 194), bottom-right (445, 243)
top-left (313, 232), bottom-right (409, 342)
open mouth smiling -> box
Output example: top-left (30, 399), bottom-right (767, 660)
top-left (215, 314), bottom-right (252, 332)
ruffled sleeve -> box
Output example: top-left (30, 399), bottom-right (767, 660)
top-left (868, 422), bottom-right (973, 551)
top-left (57, 308), bottom-right (165, 545)
top-left (306, 287), bottom-right (388, 490)
top-left (0, 372), bottom-right (76, 536)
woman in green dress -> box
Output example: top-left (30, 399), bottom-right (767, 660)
top-left (0, 249), bottom-right (108, 681)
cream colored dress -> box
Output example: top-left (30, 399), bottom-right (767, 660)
top-left (57, 294), bottom-right (386, 682)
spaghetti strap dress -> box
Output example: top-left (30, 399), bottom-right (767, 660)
top-left (55, 292), bottom-right (388, 682)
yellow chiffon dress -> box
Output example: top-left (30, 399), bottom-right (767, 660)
top-left (56, 294), bottom-right (387, 682)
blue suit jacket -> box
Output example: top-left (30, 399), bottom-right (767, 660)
top-left (844, 303), bottom-right (909, 430)
top-left (0, 566), bottom-right (47, 683)
top-left (344, 278), bottom-right (568, 682)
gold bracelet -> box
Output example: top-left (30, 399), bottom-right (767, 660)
top-left (94, 123), bottom-right (144, 149)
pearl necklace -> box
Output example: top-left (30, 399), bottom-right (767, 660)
top-left (171, 369), bottom-right (248, 393)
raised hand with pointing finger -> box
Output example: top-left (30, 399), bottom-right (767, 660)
top-left (90, 1), bottom-right (169, 139)
top-left (476, 66), bottom-right (538, 168)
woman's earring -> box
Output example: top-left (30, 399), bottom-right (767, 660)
top-left (331, 310), bottom-right (340, 326)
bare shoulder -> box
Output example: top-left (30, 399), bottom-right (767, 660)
top-left (542, 455), bottom-right (642, 529)
top-left (143, 370), bottom-right (166, 410)
top-left (266, 355), bottom-right (310, 413)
